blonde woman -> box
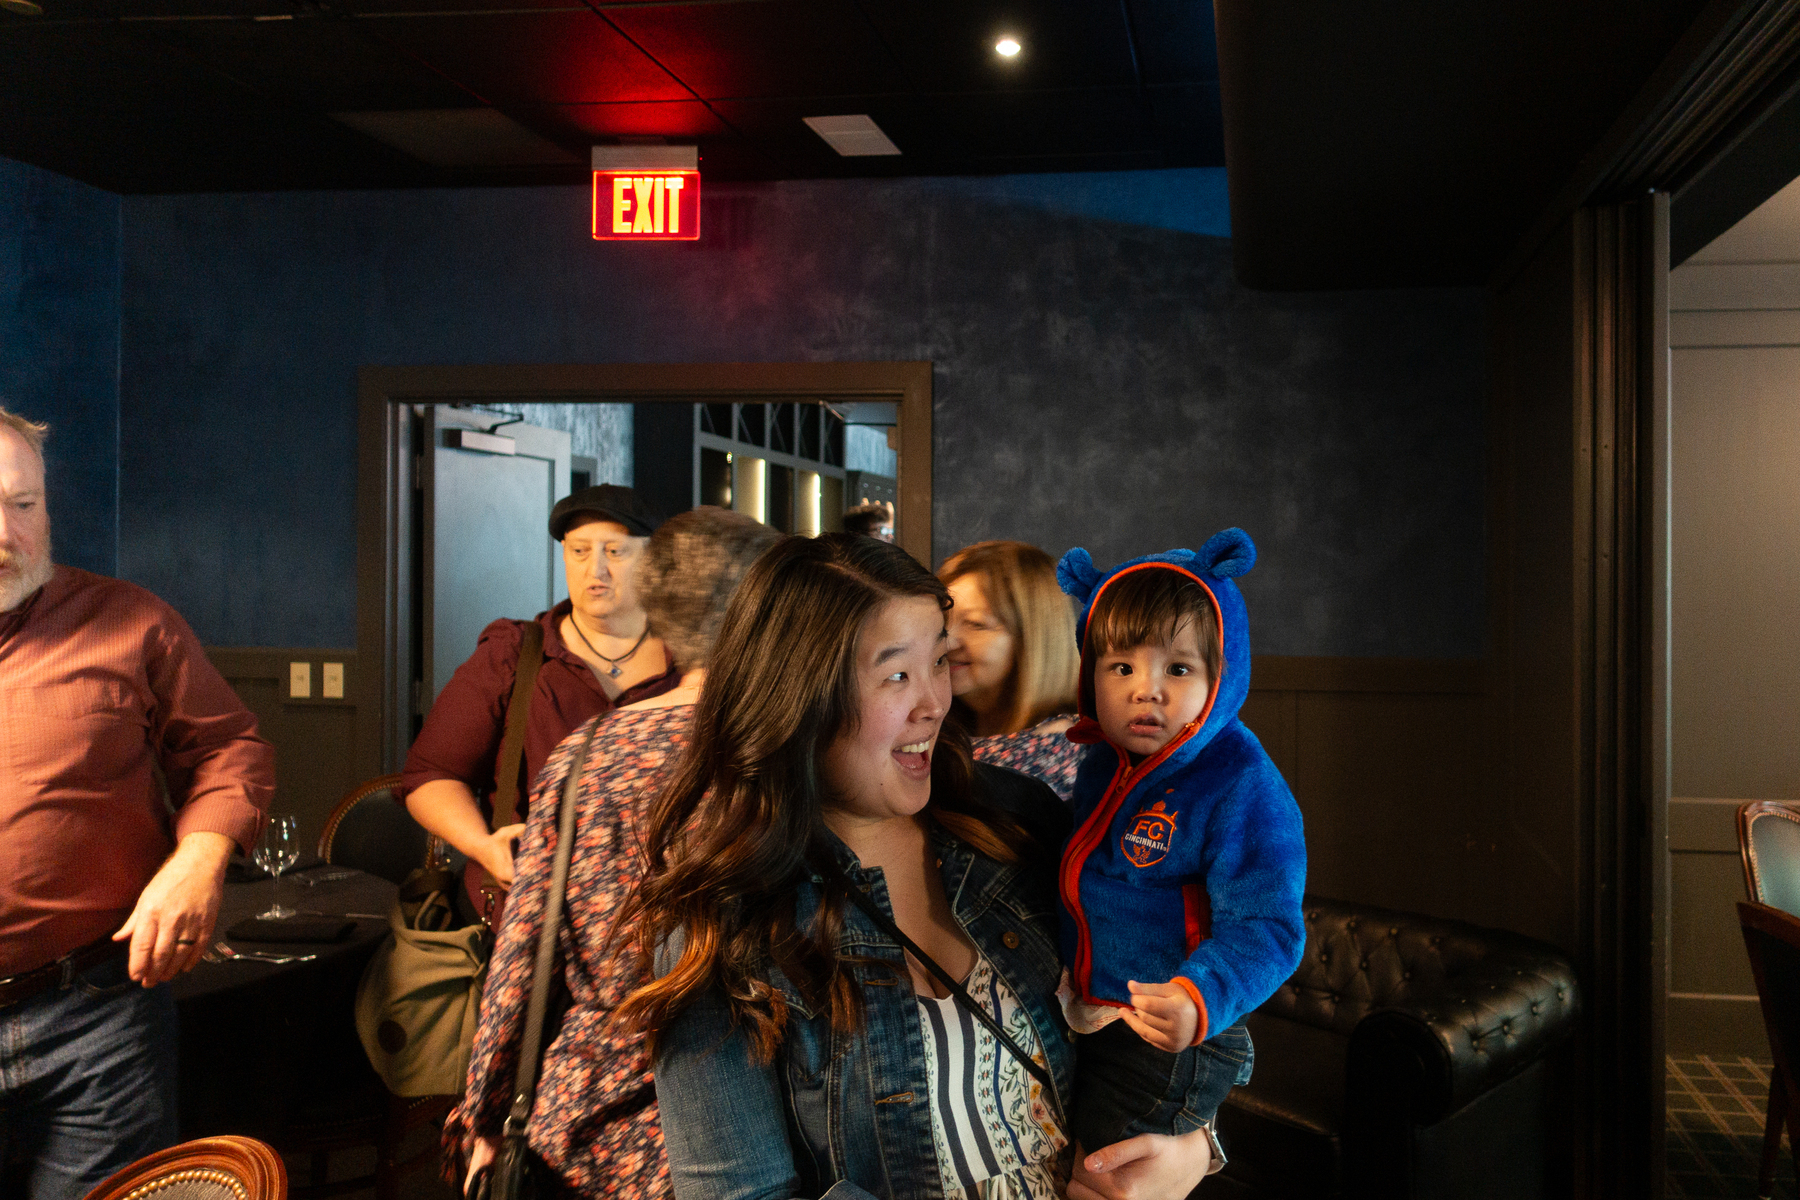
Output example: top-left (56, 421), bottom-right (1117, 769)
top-left (939, 541), bottom-right (1083, 801)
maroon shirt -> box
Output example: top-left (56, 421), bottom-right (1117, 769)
top-left (0, 567), bottom-right (274, 976)
top-left (400, 600), bottom-right (678, 821)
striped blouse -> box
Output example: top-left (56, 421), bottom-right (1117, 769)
top-left (916, 956), bottom-right (1067, 1199)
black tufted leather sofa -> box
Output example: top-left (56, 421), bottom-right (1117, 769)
top-left (1211, 895), bottom-right (1580, 1200)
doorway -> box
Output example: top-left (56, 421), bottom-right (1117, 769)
top-left (353, 361), bottom-right (932, 777)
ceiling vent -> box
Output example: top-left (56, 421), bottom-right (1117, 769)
top-left (802, 114), bottom-right (901, 157)
top-left (332, 109), bottom-right (579, 168)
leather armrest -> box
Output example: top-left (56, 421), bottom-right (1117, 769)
top-left (1346, 951), bottom-right (1579, 1123)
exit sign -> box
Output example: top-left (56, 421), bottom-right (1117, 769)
top-left (593, 171), bottom-right (700, 240)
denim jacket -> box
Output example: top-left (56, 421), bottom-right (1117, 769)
top-left (653, 765), bottom-right (1074, 1200)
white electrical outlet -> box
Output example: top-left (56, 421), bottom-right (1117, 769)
top-left (289, 661), bottom-right (311, 699)
top-left (323, 662), bottom-right (345, 700)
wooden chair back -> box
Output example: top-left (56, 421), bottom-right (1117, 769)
top-left (317, 773), bottom-right (430, 885)
top-left (1738, 801), bottom-right (1800, 916)
top-left (82, 1135), bottom-right (284, 1200)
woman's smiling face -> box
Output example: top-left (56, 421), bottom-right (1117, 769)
top-left (820, 595), bottom-right (951, 825)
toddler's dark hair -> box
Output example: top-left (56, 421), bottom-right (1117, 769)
top-left (1081, 567), bottom-right (1222, 711)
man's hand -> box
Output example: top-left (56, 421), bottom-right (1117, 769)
top-left (1068, 1129), bottom-right (1213, 1200)
top-left (1122, 978), bottom-right (1199, 1052)
top-left (476, 823), bottom-right (526, 888)
top-left (112, 830), bottom-right (233, 986)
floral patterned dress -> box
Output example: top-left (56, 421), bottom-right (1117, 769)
top-left (445, 705), bottom-right (690, 1199)
top-left (972, 718), bottom-right (1083, 804)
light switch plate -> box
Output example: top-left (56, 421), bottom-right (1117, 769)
top-left (322, 661), bottom-right (345, 700)
top-left (289, 661), bottom-right (311, 699)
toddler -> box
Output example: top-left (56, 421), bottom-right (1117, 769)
top-left (1055, 528), bottom-right (1307, 1160)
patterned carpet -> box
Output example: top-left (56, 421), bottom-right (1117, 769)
top-left (1668, 1056), bottom-right (1795, 1199)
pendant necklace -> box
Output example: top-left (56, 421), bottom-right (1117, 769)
top-left (567, 616), bottom-right (649, 678)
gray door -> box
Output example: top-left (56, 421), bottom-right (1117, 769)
top-left (422, 407), bottom-right (571, 703)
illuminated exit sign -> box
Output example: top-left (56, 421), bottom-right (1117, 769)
top-left (591, 146), bottom-right (700, 241)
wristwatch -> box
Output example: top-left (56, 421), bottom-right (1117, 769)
top-left (1201, 1122), bottom-right (1227, 1174)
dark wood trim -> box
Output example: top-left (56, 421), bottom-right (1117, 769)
top-left (1642, 192), bottom-right (1675, 1198)
top-left (1572, 195), bottom-right (1667, 1200)
top-left (356, 361), bottom-right (933, 775)
top-left (1250, 655), bottom-right (1485, 695)
top-left (1492, 0), bottom-right (1800, 290)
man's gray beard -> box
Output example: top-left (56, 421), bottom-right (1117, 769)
top-left (0, 543), bottom-right (53, 612)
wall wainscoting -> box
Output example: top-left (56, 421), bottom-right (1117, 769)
top-left (204, 647), bottom-right (361, 854)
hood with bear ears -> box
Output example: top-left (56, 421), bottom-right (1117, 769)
top-left (1056, 528), bottom-right (1257, 764)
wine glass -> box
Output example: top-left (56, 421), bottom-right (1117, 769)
top-left (254, 814), bottom-right (300, 919)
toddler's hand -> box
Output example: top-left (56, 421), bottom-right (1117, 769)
top-left (1122, 979), bottom-right (1198, 1051)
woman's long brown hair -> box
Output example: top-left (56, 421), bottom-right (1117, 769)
top-left (613, 533), bottom-right (1032, 1061)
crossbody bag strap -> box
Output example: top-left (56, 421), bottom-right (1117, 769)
top-left (837, 876), bottom-right (1057, 1093)
top-left (491, 620), bottom-right (546, 831)
top-left (501, 718), bottom-right (602, 1138)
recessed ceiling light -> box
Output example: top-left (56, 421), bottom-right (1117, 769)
top-left (803, 114), bottom-right (901, 157)
top-left (995, 36), bottom-right (1021, 58)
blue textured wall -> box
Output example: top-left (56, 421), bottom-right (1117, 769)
top-left (118, 168), bottom-right (1485, 655)
top-left (0, 157), bottom-right (119, 575)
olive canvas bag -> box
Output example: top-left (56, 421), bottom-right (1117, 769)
top-left (354, 621), bottom-right (544, 1096)
top-left (355, 869), bottom-right (494, 1096)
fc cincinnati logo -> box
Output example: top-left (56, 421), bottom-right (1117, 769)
top-left (1122, 801), bottom-right (1177, 868)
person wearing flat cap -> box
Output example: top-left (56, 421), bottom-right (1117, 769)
top-left (399, 485), bottom-right (679, 921)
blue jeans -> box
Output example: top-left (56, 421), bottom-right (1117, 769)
top-left (1071, 1019), bottom-right (1254, 1152)
top-left (0, 953), bottom-right (180, 1200)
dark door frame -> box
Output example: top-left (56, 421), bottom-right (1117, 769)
top-left (1489, 2), bottom-right (1800, 1192)
top-left (352, 360), bottom-right (933, 779)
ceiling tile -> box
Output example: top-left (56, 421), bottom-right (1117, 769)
top-left (363, 11), bottom-right (689, 104)
top-left (604, 1), bottom-right (905, 100)
top-left (929, 88), bottom-right (1163, 161)
top-left (708, 94), bottom-right (941, 174)
top-left (531, 99), bottom-right (733, 141)
top-left (859, 0), bottom-right (1138, 94)
top-left (142, 20), bottom-right (475, 110)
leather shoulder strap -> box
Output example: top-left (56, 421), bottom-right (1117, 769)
top-left (491, 619), bottom-right (546, 830)
top-left (503, 718), bottom-right (603, 1139)
top-left (836, 870), bottom-right (1057, 1093)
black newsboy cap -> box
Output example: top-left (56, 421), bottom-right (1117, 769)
top-left (549, 485), bottom-right (665, 540)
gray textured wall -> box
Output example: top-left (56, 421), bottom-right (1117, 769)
top-left (0, 157), bottom-right (120, 576)
top-left (110, 169), bottom-right (1485, 654)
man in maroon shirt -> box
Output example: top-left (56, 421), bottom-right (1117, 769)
top-left (401, 485), bottom-right (678, 916)
top-left (0, 409), bottom-right (274, 1199)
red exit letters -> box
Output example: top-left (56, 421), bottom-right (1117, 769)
top-left (592, 171), bottom-right (700, 241)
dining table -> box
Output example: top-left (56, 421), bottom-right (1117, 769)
top-left (172, 861), bottom-right (398, 1139)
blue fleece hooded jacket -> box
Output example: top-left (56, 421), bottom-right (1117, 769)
top-left (1056, 528), bottom-right (1307, 1045)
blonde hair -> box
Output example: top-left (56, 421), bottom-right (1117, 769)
top-left (0, 407), bottom-right (48, 459)
top-left (939, 540), bottom-right (1079, 735)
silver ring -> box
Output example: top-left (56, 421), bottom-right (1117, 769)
top-left (176, 938), bottom-right (197, 945)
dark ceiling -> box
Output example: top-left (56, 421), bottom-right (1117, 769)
top-left (0, 0), bottom-right (1225, 193)
top-left (1214, 0), bottom-right (1719, 288)
top-left (4, 0), bottom-right (1777, 290)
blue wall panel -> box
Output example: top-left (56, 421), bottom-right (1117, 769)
top-left (0, 157), bottom-right (119, 576)
top-left (119, 168), bottom-right (1485, 656)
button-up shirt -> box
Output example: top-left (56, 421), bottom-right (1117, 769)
top-left (0, 566), bottom-right (274, 976)
top-left (399, 600), bottom-right (678, 821)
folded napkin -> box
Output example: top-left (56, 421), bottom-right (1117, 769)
top-left (226, 916), bottom-right (355, 943)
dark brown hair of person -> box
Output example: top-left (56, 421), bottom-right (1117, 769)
top-left (938, 540), bottom-right (1079, 735)
top-left (1080, 567), bottom-right (1222, 715)
top-left (841, 500), bottom-right (892, 537)
top-left (638, 506), bottom-right (782, 672)
top-left (613, 533), bottom-right (1031, 1062)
